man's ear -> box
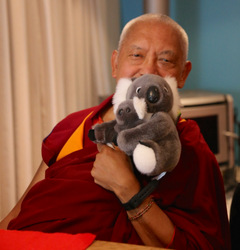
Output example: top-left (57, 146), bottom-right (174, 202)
top-left (111, 50), bottom-right (118, 78)
top-left (178, 60), bottom-right (192, 88)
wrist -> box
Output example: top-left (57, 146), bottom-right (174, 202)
top-left (122, 179), bottom-right (159, 211)
top-left (127, 197), bottom-right (154, 221)
top-left (114, 180), bottom-right (141, 204)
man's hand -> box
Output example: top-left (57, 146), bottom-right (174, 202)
top-left (91, 144), bottom-right (141, 203)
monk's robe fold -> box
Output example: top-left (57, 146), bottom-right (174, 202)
top-left (8, 96), bottom-right (231, 249)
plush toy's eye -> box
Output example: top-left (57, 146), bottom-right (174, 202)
top-left (118, 109), bottom-right (124, 116)
top-left (126, 107), bottom-right (131, 113)
top-left (147, 86), bottom-right (159, 103)
top-left (164, 87), bottom-right (169, 92)
top-left (136, 87), bottom-right (141, 94)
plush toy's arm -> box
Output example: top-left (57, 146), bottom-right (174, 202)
top-left (117, 112), bottom-right (176, 155)
top-left (88, 120), bottom-right (118, 145)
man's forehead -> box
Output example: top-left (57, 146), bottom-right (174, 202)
top-left (127, 44), bottom-right (176, 56)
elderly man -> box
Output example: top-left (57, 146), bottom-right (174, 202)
top-left (1, 14), bottom-right (231, 249)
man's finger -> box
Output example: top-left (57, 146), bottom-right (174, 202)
top-left (97, 143), bottom-right (104, 152)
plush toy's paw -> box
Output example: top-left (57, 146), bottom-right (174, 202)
top-left (88, 129), bottom-right (96, 141)
top-left (88, 127), bottom-right (105, 143)
top-left (117, 131), bottom-right (134, 155)
top-left (88, 120), bottom-right (118, 144)
top-left (133, 142), bottom-right (156, 175)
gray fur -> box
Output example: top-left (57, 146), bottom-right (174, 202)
top-left (90, 74), bottom-right (181, 177)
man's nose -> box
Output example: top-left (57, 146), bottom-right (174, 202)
top-left (140, 59), bottom-right (158, 75)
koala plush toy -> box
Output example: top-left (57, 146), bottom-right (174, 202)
top-left (88, 74), bottom-right (181, 178)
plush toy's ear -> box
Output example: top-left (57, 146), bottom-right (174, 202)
top-left (164, 76), bottom-right (181, 122)
top-left (112, 78), bottom-right (132, 114)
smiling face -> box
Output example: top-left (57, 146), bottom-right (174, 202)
top-left (111, 19), bottom-right (192, 88)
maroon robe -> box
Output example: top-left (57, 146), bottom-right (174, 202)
top-left (8, 96), bottom-right (231, 249)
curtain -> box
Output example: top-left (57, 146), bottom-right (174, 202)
top-left (0, 0), bottom-right (120, 220)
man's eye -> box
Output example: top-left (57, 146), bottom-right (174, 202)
top-left (158, 58), bottom-right (176, 68)
top-left (130, 54), bottom-right (142, 59)
top-left (159, 58), bottom-right (170, 63)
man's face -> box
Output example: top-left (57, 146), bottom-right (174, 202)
top-left (111, 21), bottom-right (191, 88)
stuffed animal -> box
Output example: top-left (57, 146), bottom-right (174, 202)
top-left (88, 74), bottom-right (181, 177)
top-left (89, 99), bottom-right (144, 146)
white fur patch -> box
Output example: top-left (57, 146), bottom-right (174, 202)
top-left (112, 78), bottom-right (132, 114)
top-left (164, 76), bottom-right (181, 121)
top-left (133, 143), bottom-right (156, 174)
top-left (133, 97), bottom-right (147, 120)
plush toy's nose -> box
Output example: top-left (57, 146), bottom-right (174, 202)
top-left (147, 86), bottom-right (159, 103)
top-left (118, 107), bottom-right (131, 116)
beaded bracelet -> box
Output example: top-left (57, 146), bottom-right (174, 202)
top-left (128, 199), bottom-right (154, 221)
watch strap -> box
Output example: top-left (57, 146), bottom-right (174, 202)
top-left (122, 179), bottom-right (159, 211)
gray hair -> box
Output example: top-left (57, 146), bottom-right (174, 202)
top-left (118, 14), bottom-right (189, 62)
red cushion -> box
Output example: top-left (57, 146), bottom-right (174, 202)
top-left (0, 229), bottom-right (95, 250)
